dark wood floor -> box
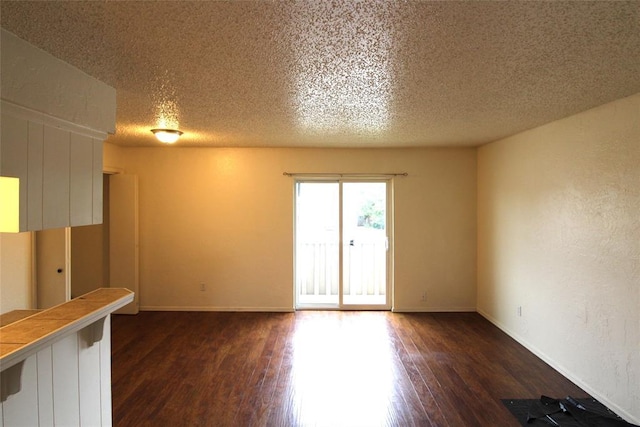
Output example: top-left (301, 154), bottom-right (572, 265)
top-left (111, 311), bottom-right (588, 427)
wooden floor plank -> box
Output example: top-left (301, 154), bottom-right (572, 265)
top-left (111, 311), bottom-right (589, 426)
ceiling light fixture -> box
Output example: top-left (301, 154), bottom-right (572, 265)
top-left (151, 128), bottom-right (183, 144)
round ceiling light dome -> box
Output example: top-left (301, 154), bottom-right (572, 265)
top-left (151, 128), bottom-right (183, 144)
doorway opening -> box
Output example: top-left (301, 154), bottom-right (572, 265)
top-left (294, 180), bottom-right (392, 310)
top-left (34, 172), bottom-right (139, 314)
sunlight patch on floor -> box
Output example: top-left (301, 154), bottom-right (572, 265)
top-left (291, 313), bottom-right (396, 426)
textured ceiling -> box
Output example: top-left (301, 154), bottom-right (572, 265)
top-left (1, 1), bottom-right (639, 148)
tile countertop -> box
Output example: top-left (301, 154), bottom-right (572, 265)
top-left (0, 288), bottom-right (134, 371)
top-left (0, 310), bottom-right (41, 327)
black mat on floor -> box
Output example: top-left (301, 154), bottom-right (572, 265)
top-left (502, 396), bottom-right (638, 427)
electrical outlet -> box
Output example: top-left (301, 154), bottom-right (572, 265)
top-left (421, 291), bottom-right (427, 302)
top-left (200, 283), bottom-right (206, 292)
top-left (517, 306), bottom-right (522, 317)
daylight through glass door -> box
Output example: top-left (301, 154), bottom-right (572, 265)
top-left (295, 180), bottom-right (389, 309)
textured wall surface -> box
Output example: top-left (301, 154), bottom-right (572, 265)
top-left (478, 93), bottom-right (640, 423)
top-left (0, 29), bottom-right (115, 134)
top-left (105, 146), bottom-right (477, 312)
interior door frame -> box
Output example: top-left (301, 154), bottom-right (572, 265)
top-left (107, 170), bottom-right (139, 314)
top-left (32, 227), bottom-right (71, 309)
top-left (293, 177), bottom-right (394, 311)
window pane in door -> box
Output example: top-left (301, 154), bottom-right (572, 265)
top-left (295, 182), bottom-right (339, 306)
top-left (342, 182), bottom-right (387, 306)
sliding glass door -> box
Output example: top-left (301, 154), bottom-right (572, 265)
top-left (295, 180), bottom-right (390, 310)
top-left (295, 182), bottom-right (340, 306)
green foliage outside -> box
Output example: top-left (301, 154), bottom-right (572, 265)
top-left (358, 198), bottom-right (385, 230)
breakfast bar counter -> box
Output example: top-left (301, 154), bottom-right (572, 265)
top-left (0, 288), bottom-right (133, 371)
top-left (0, 288), bottom-right (134, 426)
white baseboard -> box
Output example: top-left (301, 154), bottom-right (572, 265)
top-left (140, 306), bottom-right (476, 313)
top-left (392, 306), bottom-right (477, 313)
top-left (139, 306), bottom-right (294, 312)
top-left (477, 309), bottom-right (640, 425)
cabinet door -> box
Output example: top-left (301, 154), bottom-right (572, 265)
top-left (2, 112), bottom-right (104, 232)
top-left (70, 133), bottom-right (93, 226)
top-left (1, 114), bottom-right (28, 231)
top-left (27, 121), bottom-right (44, 230)
top-left (43, 126), bottom-right (70, 229)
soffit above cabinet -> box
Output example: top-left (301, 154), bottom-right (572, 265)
top-left (0, 29), bottom-right (115, 135)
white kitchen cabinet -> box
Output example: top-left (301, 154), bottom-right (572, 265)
top-left (70, 133), bottom-right (94, 226)
top-left (1, 103), bottom-right (106, 231)
top-left (2, 30), bottom-right (114, 232)
top-left (43, 126), bottom-right (71, 230)
top-left (27, 121), bottom-right (44, 230)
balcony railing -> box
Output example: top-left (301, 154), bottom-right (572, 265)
top-left (296, 240), bottom-right (386, 305)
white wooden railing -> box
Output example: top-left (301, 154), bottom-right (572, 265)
top-left (296, 240), bottom-right (386, 304)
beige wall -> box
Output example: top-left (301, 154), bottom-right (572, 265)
top-left (70, 224), bottom-right (105, 298)
top-left (103, 142), bottom-right (127, 173)
top-left (106, 146), bottom-right (477, 311)
top-left (0, 232), bottom-right (32, 313)
top-left (478, 93), bottom-right (640, 422)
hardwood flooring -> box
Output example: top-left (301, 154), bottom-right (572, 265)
top-left (111, 311), bottom-right (588, 427)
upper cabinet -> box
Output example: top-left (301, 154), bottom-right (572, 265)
top-left (1, 105), bottom-right (105, 231)
top-left (0, 29), bottom-right (115, 232)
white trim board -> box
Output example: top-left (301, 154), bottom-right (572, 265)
top-left (1, 100), bottom-right (108, 141)
top-left (140, 306), bottom-right (476, 313)
top-left (139, 306), bottom-right (294, 313)
top-left (392, 306), bottom-right (477, 313)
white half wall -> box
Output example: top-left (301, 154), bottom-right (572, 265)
top-left (477, 93), bottom-right (640, 422)
top-left (107, 146), bottom-right (477, 312)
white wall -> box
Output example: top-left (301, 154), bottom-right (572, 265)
top-left (107, 146), bottom-right (477, 312)
top-left (478, 93), bottom-right (640, 422)
top-left (71, 225), bottom-right (105, 298)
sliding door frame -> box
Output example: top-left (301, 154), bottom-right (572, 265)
top-left (293, 177), bottom-right (394, 311)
